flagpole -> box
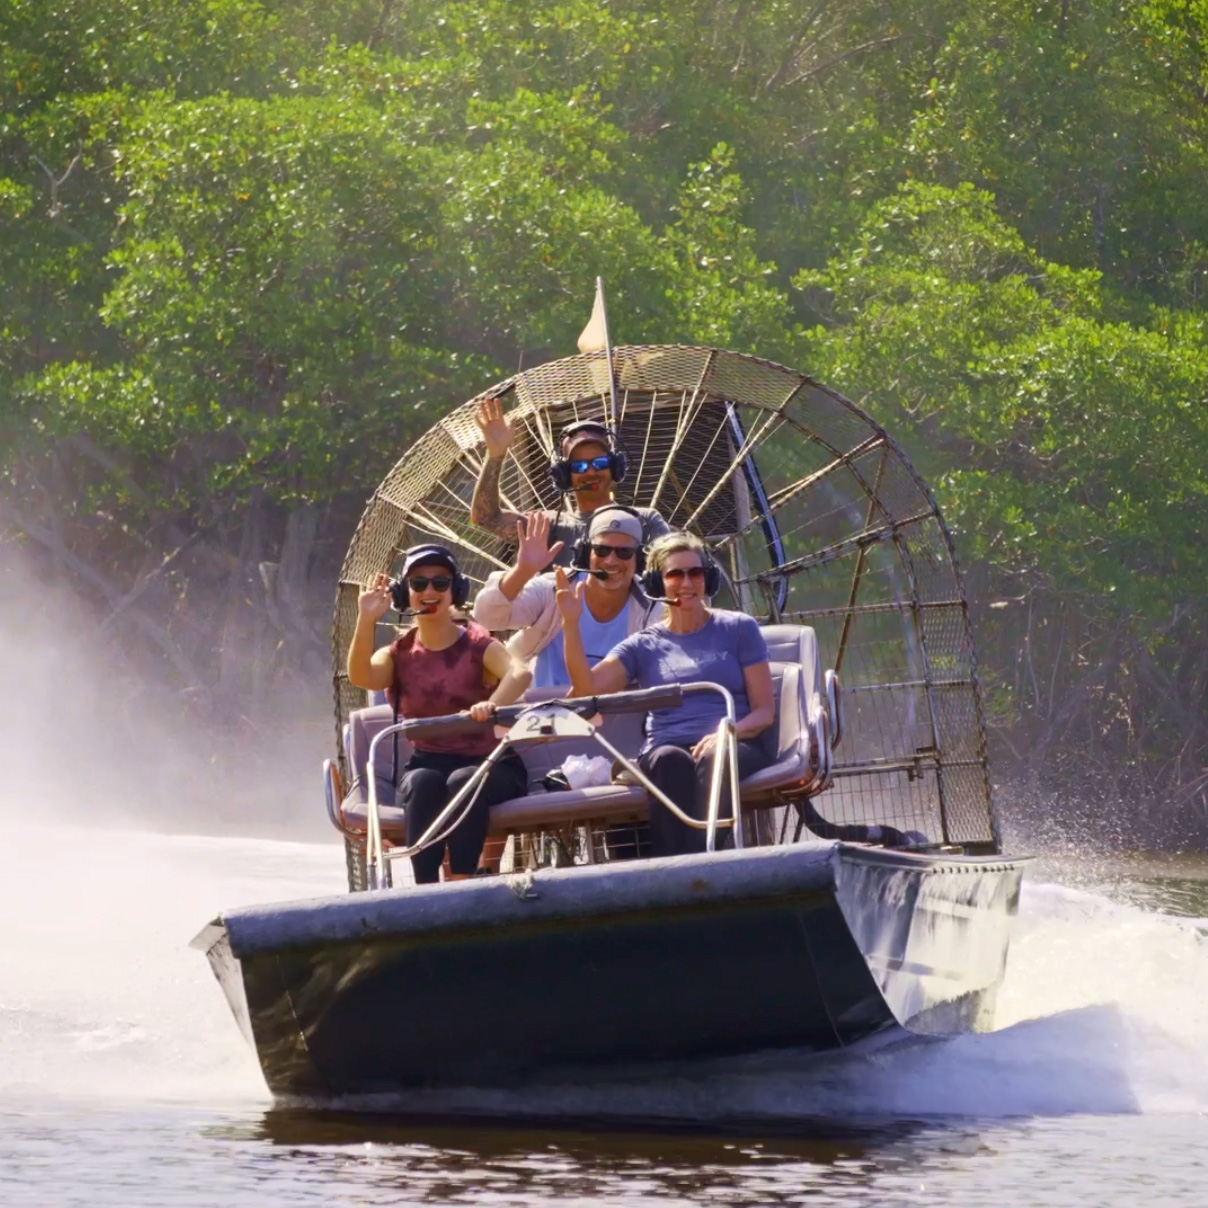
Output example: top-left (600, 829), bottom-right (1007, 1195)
top-left (577, 278), bottom-right (620, 434)
top-left (595, 277), bottom-right (620, 434)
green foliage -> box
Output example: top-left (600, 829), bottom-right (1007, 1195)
top-left (4, 0), bottom-right (1208, 807)
top-left (3, 10), bottom-right (809, 511)
top-left (657, 145), bottom-right (793, 354)
top-left (798, 181), bottom-right (1208, 621)
top-left (903, 0), bottom-right (1208, 303)
top-left (0, 0), bottom-right (284, 107)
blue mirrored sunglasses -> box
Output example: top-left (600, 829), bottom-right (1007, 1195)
top-left (568, 455), bottom-right (612, 475)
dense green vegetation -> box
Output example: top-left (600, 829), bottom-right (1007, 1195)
top-left (3, 0), bottom-right (1207, 839)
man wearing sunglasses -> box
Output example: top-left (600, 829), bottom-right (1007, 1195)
top-left (473, 506), bottom-right (659, 686)
top-left (469, 399), bottom-right (668, 567)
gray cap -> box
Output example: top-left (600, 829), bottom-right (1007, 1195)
top-left (587, 507), bottom-right (643, 544)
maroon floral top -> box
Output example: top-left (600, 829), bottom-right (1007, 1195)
top-left (388, 621), bottom-right (497, 757)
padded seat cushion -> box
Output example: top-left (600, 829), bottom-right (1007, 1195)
top-left (740, 752), bottom-right (810, 797)
top-left (487, 784), bottom-right (647, 832)
top-left (340, 785), bottom-right (647, 837)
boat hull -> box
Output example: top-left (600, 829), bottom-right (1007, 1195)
top-left (194, 842), bottom-right (1024, 1097)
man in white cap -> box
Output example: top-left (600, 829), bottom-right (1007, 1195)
top-left (473, 505), bottom-right (657, 687)
top-left (469, 399), bottom-right (668, 566)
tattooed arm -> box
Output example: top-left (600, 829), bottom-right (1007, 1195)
top-left (469, 398), bottom-right (525, 539)
top-left (470, 452), bottom-right (526, 539)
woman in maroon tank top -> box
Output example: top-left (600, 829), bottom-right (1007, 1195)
top-left (347, 545), bottom-right (529, 883)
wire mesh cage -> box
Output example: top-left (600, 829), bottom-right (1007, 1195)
top-left (333, 345), bottom-right (1001, 861)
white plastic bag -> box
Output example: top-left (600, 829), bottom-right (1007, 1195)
top-left (561, 753), bottom-right (613, 789)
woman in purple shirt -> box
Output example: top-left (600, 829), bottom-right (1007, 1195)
top-left (555, 532), bottom-right (775, 857)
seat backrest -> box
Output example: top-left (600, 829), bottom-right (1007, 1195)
top-left (763, 661), bottom-right (805, 764)
top-left (346, 703), bottom-right (412, 803)
top-left (760, 624), bottom-right (823, 700)
top-left (759, 624), bottom-right (832, 790)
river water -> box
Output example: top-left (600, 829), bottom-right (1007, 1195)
top-left (1, 824), bottom-right (1205, 1206)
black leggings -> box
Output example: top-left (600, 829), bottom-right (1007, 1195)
top-left (398, 750), bottom-right (527, 883)
top-left (637, 740), bottom-right (767, 857)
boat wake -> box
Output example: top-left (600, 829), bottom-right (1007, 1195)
top-left (0, 824), bottom-right (344, 1108)
top-left (1, 825), bottom-right (1205, 1122)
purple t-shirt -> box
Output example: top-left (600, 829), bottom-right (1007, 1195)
top-left (609, 611), bottom-right (768, 749)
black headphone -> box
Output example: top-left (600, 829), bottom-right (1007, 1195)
top-left (571, 506), bottom-right (647, 574)
top-left (550, 420), bottom-right (629, 491)
top-left (390, 544), bottom-right (471, 609)
top-left (642, 546), bottom-right (722, 600)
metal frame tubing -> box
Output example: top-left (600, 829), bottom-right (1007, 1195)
top-left (680, 682), bottom-right (740, 852)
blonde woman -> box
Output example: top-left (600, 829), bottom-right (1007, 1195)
top-left (555, 532), bottom-right (774, 856)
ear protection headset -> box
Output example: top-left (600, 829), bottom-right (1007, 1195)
top-left (390, 544), bottom-right (471, 609)
top-left (571, 506), bottom-right (648, 574)
top-left (549, 420), bottom-right (629, 491)
top-left (642, 546), bottom-right (722, 600)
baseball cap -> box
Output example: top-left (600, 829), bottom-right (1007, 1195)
top-left (399, 544), bottom-right (458, 579)
top-left (587, 507), bottom-right (644, 545)
top-left (561, 420), bottom-right (612, 459)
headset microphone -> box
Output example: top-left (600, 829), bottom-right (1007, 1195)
top-left (571, 568), bottom-right (610, 580)
top-left (651, 596), bottom-right (682, 607)
top-left (395, 605), bottom-right (437, 618)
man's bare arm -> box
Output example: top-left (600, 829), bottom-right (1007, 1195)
top-left (469, 453), bottom-right (525, 540)
top-left (469, 397), bottom-right (525, 539)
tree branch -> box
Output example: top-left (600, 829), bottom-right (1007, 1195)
top-left (0, 498), bottom-right (208, 690)
top-left (99, 530), bottom-right (206, 634)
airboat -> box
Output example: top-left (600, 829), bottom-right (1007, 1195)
top-left (194, 336), bottom-right (1024, 1101)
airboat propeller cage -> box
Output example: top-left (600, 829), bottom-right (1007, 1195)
top-left (334, 345), bottom-right (1000, 852)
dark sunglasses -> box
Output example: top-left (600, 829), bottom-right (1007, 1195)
top-left (407, 575), bottom-right (453, 593)
top-left (568, 455), bottom-right (612, 475)
top-left (590, 543), bottom-right (638, 561)
top-left (663, 566), bottom-right (706, 581)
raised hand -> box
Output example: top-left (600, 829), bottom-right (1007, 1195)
top-left (554, 565), bottom-right (585, 625)
top-left (358, 572), bottom-right (394, 621)
top-left (515, 511), bottom-right (565, 576)
top-left (475, 397), bottom-right (514, 459)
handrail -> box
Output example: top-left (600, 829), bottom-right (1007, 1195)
top-left (680, 682), bottom-right (740, 852)
top-left (389, 685), bottom-right (686, 741)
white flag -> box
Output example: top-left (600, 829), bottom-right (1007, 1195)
top-left (577, 278), bottom-right (609, 354)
